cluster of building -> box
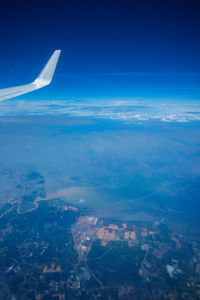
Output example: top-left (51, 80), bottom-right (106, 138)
top-left (72, 215), bottom-right (140, 259)
top-left (72, 216), bottom-right (98, 260)
top-left (43, 263), bottom-right (61, 273)
top-left (62, 206), bottom-right (79, 212)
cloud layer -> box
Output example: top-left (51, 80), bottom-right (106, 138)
top-left (0, 98), bottom-right (200, 123)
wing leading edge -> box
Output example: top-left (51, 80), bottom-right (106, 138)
top-left (0, 50), bottom-right (61, 102)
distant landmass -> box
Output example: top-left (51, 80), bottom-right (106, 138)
top-left (0, 184), bottom-right (199, 299)
top-left (0, 102), bottom-right (200, 299)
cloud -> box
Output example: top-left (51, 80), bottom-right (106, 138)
top-left (0, 98), bottom-right (200, 123)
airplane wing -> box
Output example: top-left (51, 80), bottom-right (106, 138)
top-left (0, 50), bottom-right (61, 101)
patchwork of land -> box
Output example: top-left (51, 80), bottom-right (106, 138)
top-left (0, 196), bottom-right (200, 299)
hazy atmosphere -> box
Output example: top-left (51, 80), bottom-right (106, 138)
top-left (0, 99), bottom-right (200, 239)
top-left (0, 1), bottom-right (200, 299)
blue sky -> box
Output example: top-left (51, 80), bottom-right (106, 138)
top-left (0, 0), bottom-right (200, 101)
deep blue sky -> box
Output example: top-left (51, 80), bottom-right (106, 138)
top-left (0, 0), bottom-right (200, 100)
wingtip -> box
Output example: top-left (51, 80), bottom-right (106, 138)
top-left (34, 49), bottom-right (61, 87)
top-left (55, 49), bottom-right (61, 54)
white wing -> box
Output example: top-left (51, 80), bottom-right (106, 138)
top-left (0, 50), bottom-right (61, 101)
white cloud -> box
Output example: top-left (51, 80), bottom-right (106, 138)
top-left (0, 98), bottom-right (200, 123)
